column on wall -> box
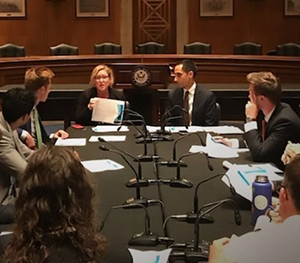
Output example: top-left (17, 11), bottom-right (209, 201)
top-left (176, 0), bottom-right (189, 54)
top-left (120, 0), bottom-right (133, 54)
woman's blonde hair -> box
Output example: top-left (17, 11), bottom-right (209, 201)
top-left (89, 64), bottom-right (114, 87)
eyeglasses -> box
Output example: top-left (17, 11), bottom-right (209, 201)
top-left (95, 75), bottom-right (109, 81)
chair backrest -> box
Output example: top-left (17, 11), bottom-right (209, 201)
top-left (216, 102), bottom-right (221, 125)
top-left (276, 43), bottom-right (300, 56)
top-left (50, 43), bottom-right (79, 56)
top-left (137, 42), bottom-right (165, 54)
top-left (184, 42), bottom-right (211, 54)
top-left (0, 43), bottom-right (25, 57)
top-left (233, 42), bottom-right (262, 55)
top-left (94, 42), bottom-right (122, 54)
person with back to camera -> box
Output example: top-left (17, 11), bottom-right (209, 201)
top-left (0, 145), bottom-right (107, 263)
top-left (74, 64), bottom-right (126, 126)
top-left (208, 155), bottom-right (300, 263)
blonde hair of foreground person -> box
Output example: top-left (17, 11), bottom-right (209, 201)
top-left (3, 145), bottom-right (106, 263)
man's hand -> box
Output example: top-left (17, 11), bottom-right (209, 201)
top-left (209, 237), bottom-right (231, 263)
top-left (53, 130), bottom-right (69, 139)
top-left (281, 143), bottom-right (300, 165)
top-left (24, 133), bottom-right (35, 149)
top-left (245, 101), bottom-right (258, 120)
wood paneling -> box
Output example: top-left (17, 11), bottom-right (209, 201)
top-left (188, 0), bottom-right (300, 54)
top-left (132, 0), bottom-right (176, 53)
top-left (0, 1), bottom-right (121, 55)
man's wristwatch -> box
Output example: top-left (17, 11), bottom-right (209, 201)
top-left (246, 116), bottom-right (256, 123)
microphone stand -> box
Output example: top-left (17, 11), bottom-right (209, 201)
top-left (123, 109), bottom-right (148, 139)
top-left (156, 105), bottom-right (188, 136)
top-left (161, 152), bottom-right (200, 188)
top-left (186, 199), bottom-right (242, 262)
top-left (98, 145), bottom-right (159, 207)
top-left (99, 203), bottom-right (173, 246)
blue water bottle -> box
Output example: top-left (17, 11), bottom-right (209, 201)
top-left (252, 175), bottom-right (272, 225)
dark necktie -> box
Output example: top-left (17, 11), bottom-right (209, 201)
top-left (183, 90), bottom-right (190, 126)
top-left (33, 108), bottom-right (43, 149)
top-left (262, 119), bottom-right (267, 142)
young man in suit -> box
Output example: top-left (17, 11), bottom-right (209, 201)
top-left (216, 72), bottom-right (300, 170)
top-left (168, 59), bottom-right (218, 126)
top-left (0, 87), bottom-right (35, 205)
top-left (209, 155), bottom-right (300, 263)
top-left (19, 66), bottom-right (68, 149)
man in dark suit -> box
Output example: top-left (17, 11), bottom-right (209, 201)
top-left (168, 59), bottom-right (218, 126)
top-left (243, 71), bottom-right (300, 170)
top-left (218, 72), bottom-right (300, 170)
top-left (18, 66), bottom-right (69, 149)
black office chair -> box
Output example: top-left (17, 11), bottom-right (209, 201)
top-left (94, 42), bottom-right (122, 54)
top-left (137, 42), bottom-right (165, 54)
top-left (0, 43), bottom-right (25, 57)
top-left (276, 43), bottom-right (300, 56)
top-left (233, 42), bottom-right (262, 55)
top-left (267, 50), bottom-right (277, 56)
top-left (216, 102), bottom-right (221, 125)
top-left (50, 43), bottom-right (79, 56)
top-left (184, 42), bottom-right (212, 54)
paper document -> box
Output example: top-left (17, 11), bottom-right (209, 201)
top-left (55, 138), bottom-right (86, 146)
top-left (91, 98), bottom-right (125, 124)
top-left (222, 161), bottom-right (283, 201)
top-left (92, 125), bottom-right (129, 133)
top-left (128, 248), bottom-right (172, 263)
top-left (190, 133), bottom-right (239, 158)
top-left (81, 159), bottom-right (124, 173)
top-left (146, 125), bottom-right (243, 134)
top-left (89, 135), bottom-right (126, 142)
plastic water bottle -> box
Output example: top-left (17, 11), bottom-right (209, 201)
top-left (252, 175), bottom-right (272, 225)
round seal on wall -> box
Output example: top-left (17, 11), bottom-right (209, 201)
top-left (131, 66), bottom-right (151, 87)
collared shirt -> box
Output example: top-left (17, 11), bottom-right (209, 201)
top-left (224, 214), bottom-right (300, 263)
top-left (183, 82), bottom-right (196, 125)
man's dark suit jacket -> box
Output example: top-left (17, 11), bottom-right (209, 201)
top-left (244, 102), bottom-right (300, 170)
top-left (74, 87), bottom-right (125, 126)
top-left (168, 84), bottom-right (218, 126)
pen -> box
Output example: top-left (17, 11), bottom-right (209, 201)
top-left (237, 170), bottom-right (250, 186)
top-left (153, 255), bottom-right (160, 263)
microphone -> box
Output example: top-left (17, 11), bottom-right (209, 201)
top-left (187, 173), bottom-right (236, 224)
top-left (160, 152), bottom-right (199, 188)
top-left (99, 203), bottom-right (173, 246)
top-left (186, 199), bottom-right (241, 261)
top-left (122, 109), bottom-right (148, 139)
top-left (115, 123), bottom-right (155, 162)
top-left (98, 144), bottom-right (159, 206)
top-left (159, 132), bottom-right (213, 170)
top-left (156, 105), bottom-right (188, 135)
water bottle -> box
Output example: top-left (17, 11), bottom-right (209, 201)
top-left (251, 175), bottom-right (272, 225)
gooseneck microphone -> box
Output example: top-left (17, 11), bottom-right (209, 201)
top-left (99, 203), bottom-right (167, 246)
top-left (161, 152), bottom-right (200, 188)
top-left (98, 144), bottom-right (159, 207)
top-left (187, 199), bottom-right (242, 261)
top-left (191, 173), bottom-right (236, 220)
top-left (156, 105), bottom-right (187, 135)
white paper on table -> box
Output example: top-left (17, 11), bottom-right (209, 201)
top-left (81, 159), bottom-right (124, 173)
top-left (92, 125), bottom-right (129, 132)
top-left (91, 98), bottom-right (125, 124)
top-left (222, 162), bottom-right (284, 201)
top-left (128, 248), bottom-right (172, 263)
top-left (55, 138), bottom-right (86, 146)
top-left (89, 135), bottom-right (126, 142)
top-left (203, 125), bottom-right (244, 134)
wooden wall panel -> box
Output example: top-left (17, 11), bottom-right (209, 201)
top-left (188, 0), bottom-right (300, 54)
top-left (0, 1), bottom-right (121, 55)
top-left (132, 0), bottom-right (176, 53)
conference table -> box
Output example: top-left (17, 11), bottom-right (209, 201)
top-left (67, 125), bottom-right (257, 263)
